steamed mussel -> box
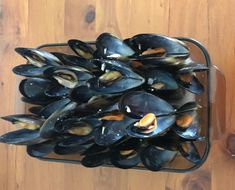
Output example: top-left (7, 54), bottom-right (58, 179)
top-left (0, 33), bottom-right (209, 172)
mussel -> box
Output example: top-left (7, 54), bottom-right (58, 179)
top-left (110, 138), bottom-right (141, 169)
top-left (68, 39), bottom-right (95, 59)
top-left (43, 67), bottom-right (93, 89)
top-left (15, 48), bottom-right (61, 67)
top-left (176, 62), bottom-right (208, 94)
top-left (1, 33), bottom-right (209, 172)
top-left (173, 102), bottom-right (202, 140)
top-left (39, 101), bottom-right (77, 138)
top-left (0, 129), bottom-right (45, 145)
top-left (19, 77), bottom-right (55, 104)
top-left (96, 33), bottom-right (135, 59)
top-left (1, 114), bottom-right (44, 130)
top-left (94, 116), bottom-right (136, 146)
top-left (88, 60), bottom-right (145, 94)
top-left (141, 145), bottom-right (177, 171)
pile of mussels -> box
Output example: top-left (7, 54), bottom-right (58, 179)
top-left (0, 33), bottom-right (208, 171)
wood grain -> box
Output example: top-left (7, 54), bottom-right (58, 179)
top-left (0, 0), bottom-right (234, 189)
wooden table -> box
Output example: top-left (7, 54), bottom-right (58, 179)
top-left (0, 0), bottom-right (234, 189)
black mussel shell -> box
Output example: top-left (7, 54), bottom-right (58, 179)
top-left (68, 39), bottom-right (94, 59)
top-left (27, 140), bottom-right (58, 157)
top-left (29, 106), bottom-right (43, 115)
top-left (44, 67), bottom-right (93, 89)
top-left (110, 150), bottom-right (140, 169)
top-left (37, 98), bottom-right (71, 119)
top-left (0, 129), bottom-right (46, 145)
top-left (88, 60), bottom-right (145, 94)
top-left (177, 63), bottom-right (209, 74)
top-left (119, 91), bottom-right (175, 118)
top-left (110, 138), bottom-right (142, 169)
top-left (126, 115), bottom-right (175, 138)
top-left (177, 141), bottom-right (201, 164)
top-left (96, 33), bottom-right (135, 59)
top-left (39, 101), bottom-right (77, 138)
top-left (54, 117), bottom-right (102, 135)
top-left (128, 34), bottom-right (189, 57)
top-left (81, 151), bottom-right (110, 168)
top-left (21, 96), bottom-right (54, 105)
top-left (94, 116), bottom-right (136, 146)
top-left (177, 101), bottom-right (199, 112)
top-left (84, 94), bottom-right (120, 111)
top-left (45, 85), bottom-right (71, 98)
top-left (15, 48), bottom-right (61, 67)
top-left (13, 64), bottom-right (51, 77)
top-left (173, 103), bottom-right (201, 140)
top-left (70, 85), bottom-right (99, 103)
top-left (173, 122), bottom-right (201, 140)
top-left (144, 70), bottom-right (178, 93)
top-left (19, 77), bottom-right (54, 102)
top-left (52, 52), bottom-right (98, 71)
top-left (56, 135), bottom-right (94, 149)
top-left (1, 114), bottom-right (43, 130)
top-left (177, 73), bottom-right (204, 94)
top-left (148, 131), bottom-right (181, 151)
top-left (81, 144), bottom-right (108, 156)
top-left (141, 145), bottom-right (177, 171)
top-left (54, 141), bottom-right (93, 155)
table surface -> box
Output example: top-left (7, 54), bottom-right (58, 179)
top-left (0, 0), bottom-right (234, 190)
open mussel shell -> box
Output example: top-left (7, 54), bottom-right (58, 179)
top-left (68, 39), bottom-right (94, 59)
top-left (126, 115), bottom-right (175, 138)
top-left (27, 140), bottom-right (58, 157)
top-left (96, 33), bottom-right (135, 59)
top-left (13, 64), bottom-right (51, 77)
top-left (144, 70), bottom-right (178, 94)
top-left (177, 73), bottom-right (204, 94)
top-left (1, 114), bottom-right (44, 130)
top-left (37, 98), bottom-right (71, 119)
top-left (39, 101), bottom-right (77, 138)
top-left (19, 77), bottom-right (55, 103)
top-left (110, 138), bottom-right (141, 169)
top-left (94, 116), bottom-right (136, 146)
top-left (127, 34), bottom-right (189, 58)
top-left (177, 63), bottom-right (209, 74)
top-left (88, 60), bottom-right (145, 94)
top-left (141, 145), bottom-right (177, 171)
top-left (177, 141), bottom-right (201, 164)
top-left (110, 150), bottom-right (140, 169)
top-left (172, 102), bottom-right (202, 140)
top-left (15, 47), bottom-right (61, 67)
top-left (44, 67), bottom-right (93, 89)
top-left (119, 91), bottom-right (175, 118)
top-left (0, 129), bottom-right (46, 145)
top-left (173, 118), bottom-right (201, 140)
